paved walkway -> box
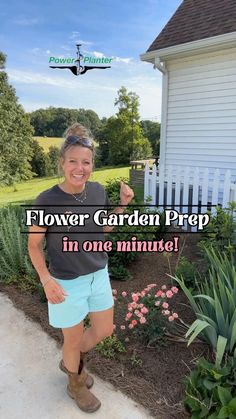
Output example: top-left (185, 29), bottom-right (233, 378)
top-left (0, 293), bottom-right (153, 419)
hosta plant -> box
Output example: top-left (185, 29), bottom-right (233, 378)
top-left (184, 355), bottom-right (236, 419)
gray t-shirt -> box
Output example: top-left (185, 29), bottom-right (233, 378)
top-left (31, 182), bottom-right (111, 279)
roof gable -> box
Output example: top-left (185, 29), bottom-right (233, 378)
top-left (147, 0), bottom-right (236, 52)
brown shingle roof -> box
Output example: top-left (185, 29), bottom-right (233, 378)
top-left (147, 0), bottom-right (236, 52)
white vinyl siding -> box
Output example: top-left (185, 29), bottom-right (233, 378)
top-left (164, 47), bottom-right (236, 182)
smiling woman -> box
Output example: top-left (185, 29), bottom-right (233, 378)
top-left (27, 121), bottom-right (134, 413)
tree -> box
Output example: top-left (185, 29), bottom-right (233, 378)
top-left (48, 146), bottom-right (60, 176)
top-left (29, 107), bottom-right (101, 138)
top-left (30, 139), bottom-right (48, 177)
top-left (140, 120), bottom-right (160, 156)
top-left (102, 87), bottom-right (152, 165)
top-left (0, 52), bottom-right (34, 185)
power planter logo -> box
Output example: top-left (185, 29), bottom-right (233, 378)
top-left (49, 44), bottom-right (112, 76)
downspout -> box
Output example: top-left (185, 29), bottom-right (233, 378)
top-left (154, 57), bottom-right (168, 181)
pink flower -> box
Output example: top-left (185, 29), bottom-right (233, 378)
top-left (161, 292), bottom-right (166, 298)
top-left (112, 289), bottom-right (117, 295)
top-left (120, 325), bottom-right (126, 330)
top-left (141, 307), bottom-right (149, 314)
top-left (140, 317), bottom-right (146, 324)
top-left (113, 324), bottom-right (116, 330)
top-left (166, 290), bottom-right (174, 299)
top-left (122, 291), bottom-right (127, 297)
top-left (134, 309), bottom-right (140, 316)
top-left (128, 307), bottom-right (133, 312)
top-left (162, 310), bottom-right (170, 316)
top-left (171, 287), bottom-right (179, 294)
top-left (162, 302), bottom-right (169, 309)
top-left (138, 303), bottom-right (144, 308)
top-left (131, 302), bottom-right (138, 309)
top-left (155, 300), bottom-right (161, 306)
top-left (140, 291), bottom-right (146, 297)
top-left (128, 323), bottom-right (134, 329)
top-left (168, 316), bottom-right (174, 322)
top-left (137, 312), bottom-right (143, 318)
top-left (132, 293), bottom-right (139, 303)
top-left (126, 312), bottom-right (132, 319)
top-left (147, 283), bottom-right (157, 288)
top-left (173, 313), bottom-right (179, 319)
top-left (155, 290), bottom-right (162, 297)
top-left (161, 285), bottom-right (167, 290)
top-left (131, 319), bottom-right (138, 326)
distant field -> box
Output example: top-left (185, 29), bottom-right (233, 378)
top-left (35, 136), bottom-right (98, 153)
top-left (34, 137), bottom-right (64, 152)
top-left (0, 166), bottom-right (131, 206)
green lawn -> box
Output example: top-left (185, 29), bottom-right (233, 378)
top-left (0, 166), bottom-right (131, 206)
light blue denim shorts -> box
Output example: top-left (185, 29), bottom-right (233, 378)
top-left (48, 265), bottom-right (114, 328)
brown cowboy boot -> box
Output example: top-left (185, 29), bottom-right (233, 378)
top-left (67, 370), bottom-right (101, 413)
top-left (59, 353), bottom-right (94, 389)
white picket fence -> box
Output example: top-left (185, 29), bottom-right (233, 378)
top-left (144, 164), bottom-right (236, 231)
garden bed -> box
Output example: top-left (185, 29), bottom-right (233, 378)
top-left (0, 232), bottom-right (211, 419)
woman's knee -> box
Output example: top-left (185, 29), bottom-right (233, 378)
top-left (62, 322), bottom-right (84, 348)
top-left (93, 324), bottom-right (114, 342)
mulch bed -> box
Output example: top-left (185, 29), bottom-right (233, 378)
top-left (0, 232), bottom-right (212, 418)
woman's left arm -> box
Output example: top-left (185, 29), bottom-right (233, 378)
top-left (103, 181), bottom-right (134, 234)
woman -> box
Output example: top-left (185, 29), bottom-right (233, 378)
top-left (28, 123), bottom-right (134, 413)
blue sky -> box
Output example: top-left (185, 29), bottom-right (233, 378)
top-left (1, 0), bottom-right (181, 121)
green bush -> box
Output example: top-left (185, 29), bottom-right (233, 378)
top-left (198, 202), bottom-right (236, 259)
top-left (116, 284), bottom-right (180, 347)
top-left (175, 256), bottom-right (200, 289)
top-left (0, 205), bottom-right (38, 289)
top-left (184, 356), bottom-right (236, 418)
top-left (170, 245), bottom-right (236, 360)
top-left (105, 177), bottom-right (166, 279)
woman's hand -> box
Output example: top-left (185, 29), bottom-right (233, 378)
top-left (42, 277), bottom-right (68, 304)
top-left (119, 181), bottom-right (134, 206)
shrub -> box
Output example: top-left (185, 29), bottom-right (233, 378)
top-left (105, 177), bottom-right (166, 279)
top-left (175, 256), bottom-right (200, 289)
top-left (184, 356), bottom-right (236, 418)
top-left (0, 205), bottom-right (37, 289)
top-left (114, 283), bottom-right (180, 347)
top-left (198, 202), bottom-right (236, 259)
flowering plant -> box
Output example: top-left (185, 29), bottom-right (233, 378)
top-left (112, 283), bottom-right (179, 347)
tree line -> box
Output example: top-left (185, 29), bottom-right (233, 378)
top-left (0, 52), bottom-right (160, 186)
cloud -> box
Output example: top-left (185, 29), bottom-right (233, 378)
top-left (92, 51), bottom-right (105, 58)
top-left (8, 69), bottom-right (75, 88)
top-left (113, 56), bottom-right (133, 64)
top-left (12, 17), bottom-right (40, 26)
top-left (7, 69), bottom-right (118, 93)
top-left (30, 48), bottom-right (51, 56)
top-left (69, 32), bottom-right (93, 46)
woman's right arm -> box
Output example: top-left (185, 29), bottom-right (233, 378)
top-left (28, 225), bottom-right (68, 303)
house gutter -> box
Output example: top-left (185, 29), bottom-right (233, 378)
top-left (140, 31), bottom-right (236, 62)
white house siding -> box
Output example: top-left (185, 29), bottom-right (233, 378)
top-left (164, 47), bottom-right (236, 183)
